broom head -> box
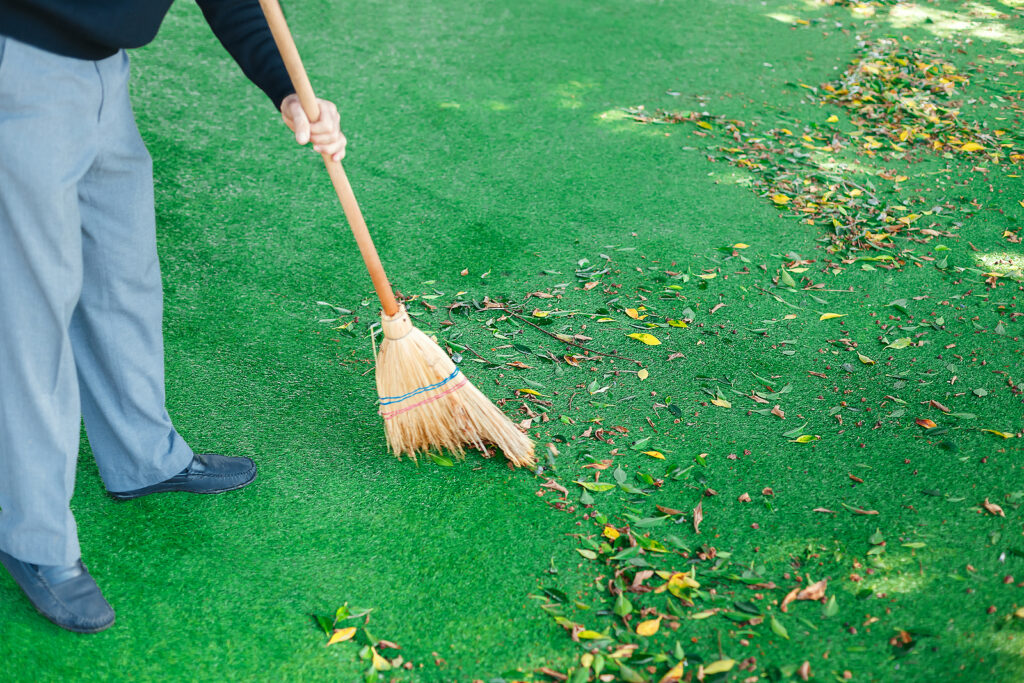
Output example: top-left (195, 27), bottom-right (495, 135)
top-left (375, 305), bottom-right (536, 468)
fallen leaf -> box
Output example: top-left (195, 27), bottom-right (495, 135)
top-left (928, 399), bottom-right (951, 413)
top-left (659, 661), bottom-right (685, 683)
top-left (790, 434), bottom-right (820, 443)
top-left (642, 450), bottom-right (665, 459)
top-left (960, 142), bottom-right (984, 152)
top-left (915, 418), bottom-right (937, 429)
top-left (771, 405), bottom-right (785, 419)
top-left (981, 429), bottom-right (1015, 439)
top-left (738, 492), bottom-right (751, 502)
top-left (733, 243), bottom-right (750, 249)
top-left (797, 579), bottom-right (828, 601)
top-left (636, 616), bottom-right (661, 636)
top-left (885, 337), bottom-right (913, 350)
top-left (797, 661), bottom-right (811, 681)
top-left (780, 587), bottom-right (800, 612)
top-left (507, 361), bottom-right (534, 369)
top-left (772, 193), bottom-right (791, 205)
top-left (625, 308), bottom-right (640, 320)
top-left (627, 332), bottom-right (661, 346)
top-left (702, 659), bottom-right (735, 676)
top-left (710, 397), bottom-right (732, 408)
top-left (583, 281), bottom-right (599, 290)
top-left (532, 309), bottom-right (550, 318)
top-left (982, 498), bottom-right (1006, 517)
top-left (637, 368), bottom-right (649, 381)
top-left (819, 313), bottom-right (846, 321)
top-left (858, 353), bottom-right (875, 365)
top-left (326, 627), bottom-right (357, 646)
top-left (693, 501), bottom-right (704, 534)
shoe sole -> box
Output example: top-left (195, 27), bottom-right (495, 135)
top-left (108, 469), bottom-right (258, 502)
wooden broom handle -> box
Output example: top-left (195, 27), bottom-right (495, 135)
top-left (259, 0), bottom-right (400, 316)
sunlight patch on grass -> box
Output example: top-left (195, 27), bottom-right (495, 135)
top-left (976, 250), bottom-right (1024, 279)
top-left (555, 80), bottom-right (597, 110)
top-left (887, 3), bottom-right (1024, 44)
top-left (765, 11), bottom-right (804, 24)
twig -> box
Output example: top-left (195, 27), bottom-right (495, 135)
top-left (500, 307), bottom-right (642, 366)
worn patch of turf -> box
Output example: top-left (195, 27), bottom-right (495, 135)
top-left (1, 0), bottom-right (1021, 680)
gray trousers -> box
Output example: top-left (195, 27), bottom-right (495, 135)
top-left (0, 37), bottom-right (194, 565)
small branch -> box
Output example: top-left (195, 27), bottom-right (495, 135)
top-left (500, 307), bottom-right (642, 365)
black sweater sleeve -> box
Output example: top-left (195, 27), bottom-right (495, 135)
top-left (195, 0), bottom-right (294, 109)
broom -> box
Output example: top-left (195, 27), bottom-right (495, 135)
top-left (258, 0), bottom-right (536, 468)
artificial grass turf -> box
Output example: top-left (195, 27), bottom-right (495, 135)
top-left (1, 0), bottom-right (1022, 680)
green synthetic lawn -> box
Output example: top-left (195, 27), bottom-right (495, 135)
top-left (1, 0), bottom-right (1023, 680)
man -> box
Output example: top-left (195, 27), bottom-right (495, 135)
top-left (0, 0), bottom-right (345, 633)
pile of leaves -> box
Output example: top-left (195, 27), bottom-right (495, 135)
top-left (625, 38), bottom-right (1021, 260)
top-left (314, 604), bottom-right (414, 681)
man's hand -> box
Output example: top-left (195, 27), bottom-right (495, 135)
top-left (280, 94), bottom-right (346, 161)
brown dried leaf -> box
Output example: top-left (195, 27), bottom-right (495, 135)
top-left (983, 498), bottom-right (1006, 517)
top-left (771, 405), bottom-right (785, 419)
top-left (693, 501), bottom-right (704, 534)
top-left (738, 492), bottom-right (752, 502)
top-left (796, 579), bottom-right (828, 602)
top-left (780, 587), bottom-right (800, 613)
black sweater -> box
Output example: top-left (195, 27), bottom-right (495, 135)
top-left (0, 0), bottom-right (293, 107)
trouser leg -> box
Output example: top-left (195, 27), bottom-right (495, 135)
top-left (0, 37), bottom-right (98, 566)
top-left (71, 50), bottom-right (193, 493)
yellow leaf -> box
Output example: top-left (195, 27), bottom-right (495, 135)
top-left (636, 617), bottom-right (661, 636)
top-left (642, 450), bottom-right (665, 459)
top-left (960, 142), bottom-right (984, 152)
top-left (784, 313), bottom-right (797, 320)
top-left (625, 308), bottom-right (640, 319)
top-left (627, 333), bottom-right (661, 346)
top-left (596, 317), bottom-right (615, 322)
top-left (826, 115), bottom-right (839, 123)
top-left (771, 193), bottom-right (791, 205)
top-left (857, 353), bottom-right (875, 365)
top-left (518, 388), bottom-right (542, 396)
top-left (696, 120), bottom-right (712, 130)
top-left (603, 526), bottom-right (620, 540)
top-left (696, 273), bottom-right (717, 280)
top-left (981, 429), bottom-right (1015, 439)
top-left (819, 313), bottom-right (846, 321)
top-left (581, 653), bottom-right (595, 668)
top-left (326, 627), bottom-right (357, 646)
top-left (733, 242), bottom-right (750, 249)
top-left (710, 397), bottom-right (732, 408)
top-left (637, 368), bottom-right (649, 380)
top-left (704, 659), bottom-right (736, 675)
top-left (659, 661), bottom-right (686, 683)
top-left (791, 434), bottom-right (820, 443)
top-left (691, 610), bottom-right (717, 620)
top-left (898, 213), bottom-right (920, 224)
top-left (371, 648), bottom-right (392, 671)
top-left (667, 319), bottom-right (688, 328)
top-left (577, 629), bottom-right (605, 639)
top-left (532, 309), bottom-right (549, 317)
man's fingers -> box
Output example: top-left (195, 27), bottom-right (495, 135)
top-left (282, 97), bottom-right (311, 145)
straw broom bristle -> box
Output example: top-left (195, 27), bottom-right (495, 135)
top-left (375, 306), bottom-right (536, 468)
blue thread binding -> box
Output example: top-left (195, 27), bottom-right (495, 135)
top-left (378, 367), bottom-right (462, 405)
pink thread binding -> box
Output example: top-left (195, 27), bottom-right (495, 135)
top-left (380, 379), bottom-right (468, 420)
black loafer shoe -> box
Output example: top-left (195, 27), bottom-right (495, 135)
top-left (0, 549), bottom-right (115, 633)
top-left (109, 453), bottom-right (257, 501)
